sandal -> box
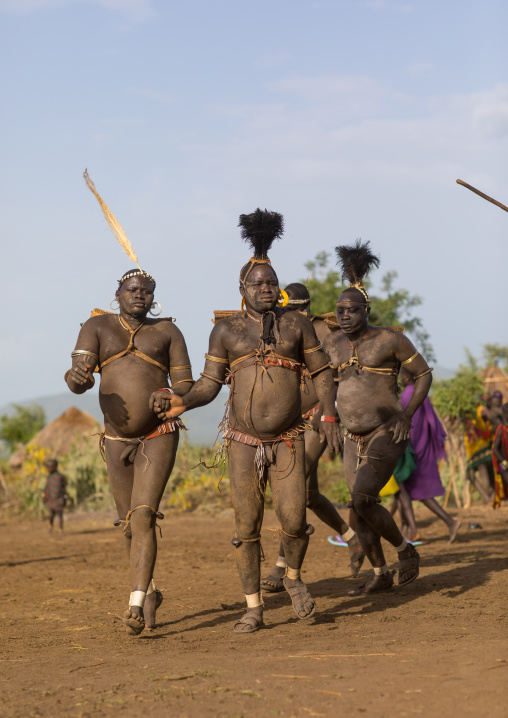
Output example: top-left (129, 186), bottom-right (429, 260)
top-left (398, 544), bottom-right (420, 586)
top-left (260, 572), bottom-right (285, 593)
top-left (348, 570), bottom-right (394, 596)
top-left (233, 609), bottom-right (264, 634)
top-left (283, 577), bottom-right (316, 620)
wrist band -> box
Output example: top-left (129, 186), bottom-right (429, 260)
top-left (321, 415), bottom-right (337, 423)
top-left (158, 387), bottom-right (174, 395)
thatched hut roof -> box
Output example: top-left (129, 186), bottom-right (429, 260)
top-left (8, 407), bottom-right (103, 469)
top-left (482, 365), bottom-right (508, 399)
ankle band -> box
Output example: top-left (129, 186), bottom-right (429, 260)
top-left (245, 592), bottom-right (263, 608)
top-left (341, 527), bottom-right (355, 542)
top-left (275, 555), bottom-right (287, 568)
top-left (129, 590), bottom-right (146, 608)
top-left (373, 565), bottom-right (389, 575)
top-left (146, 579), bottom-right (156, 595)
top-left (285, 566), bottom-right (300, 580)
top-left (396, 540), bottom-right (408, 552)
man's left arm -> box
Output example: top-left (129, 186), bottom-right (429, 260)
top-left (300, 317), bottom-right (342, 453)
top-left (392, 335), bottom-right (433, 443)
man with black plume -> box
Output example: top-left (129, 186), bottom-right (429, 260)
top-left (322, 240), bottom-right (433, 594)
top-left (159, 208), bottom-right (341, 633)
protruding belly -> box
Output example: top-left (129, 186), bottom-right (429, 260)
top-left (99, 358), bottom-right (168, 437)
top-left (337, 374), bottom-right (401, 435)
top-left (228, 365), bottom-right (302, 439)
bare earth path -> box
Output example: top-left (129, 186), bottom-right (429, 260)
top-left (1, 505), bottom-right (507, 717)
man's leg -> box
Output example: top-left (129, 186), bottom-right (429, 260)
top-left (228, 441), bottom-right (265, 633)
top-left (106, 432), bottom-right (179, 635)
top-left (262, 429), bottom-right (363, 590)
top-left (269, 437), bottom-right (316, 620)
top-left (397, 484), bottom-right (419, 541)
top-left (57, 510), bottom-right (64, 534)
top-left (421, 497), bottom-right (461, 543)
top-left (48, 509), bottom-right (55, 533)
top-left (344, 433), bottom-right (419, 593)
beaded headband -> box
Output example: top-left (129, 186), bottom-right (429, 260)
top-left (119, 270), bottom-right (156, 288)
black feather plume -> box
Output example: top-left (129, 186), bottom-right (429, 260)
top-left (238, 208), bottom-right (284, 259)
top-left (335, 239), bottom-right (380, 285)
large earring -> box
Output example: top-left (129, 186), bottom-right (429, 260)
top-left (241, 297), bottom-right (246, 311)
top-left (110, 298), bottom-right (120, 311)
top-left (277, 289), bottom-right (289, 307)
top-left (149, 302), bottom-right (162, 316)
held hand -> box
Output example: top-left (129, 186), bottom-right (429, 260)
top-left (67, 358), bottom-right (94, 387)
top-left (149, 390), bottom-right (173, 414)
top-left (153, 393), bottom-right (186, 420)
top-left (319, 420), bottom-right (343, 454)
top-left (386, 411), bottom-right (412, 444)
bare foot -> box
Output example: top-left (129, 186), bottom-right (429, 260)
top-left (283, 576), bottom-right (316, 620)
top-left (260, 566), bottom-right (285, 593)
top-left (448, 519), bottom-right (461, 544)
top-left (122, 607), bottom-right (145, 636)
top-left (144, 589), bottom-right (163, 630)
top-left (233, 606), bottom-right (264, 634)
top-left (347, 535), bottom-right (365, 578)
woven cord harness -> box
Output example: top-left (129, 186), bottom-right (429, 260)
top-left (99, 317), bottom-right (169, 373)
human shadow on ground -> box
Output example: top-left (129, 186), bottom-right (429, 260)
top-left (150, 546), bottom-right (507, 636)
top-left (0, 554), bottom-right (85, 567)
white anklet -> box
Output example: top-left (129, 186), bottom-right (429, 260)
top-left (275, 555), bottom-right (287, 568)
top-left (373, 565), bottom-right (389, 575)
top-left (146, 579), bottom-right (156, 595)
top-left (245, 592), bottom-right (263, 608)
top-left (341, 528), bottom-right (355, 542)
top-left (396, 540), bottom-right (408, 552)
top-left (129, 590), bottom-right (146, 608)
top-left (285, 566), bottom-right (300, 580)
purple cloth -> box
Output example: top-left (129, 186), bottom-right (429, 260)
top-left (399, 385), bottom-right (447, 500)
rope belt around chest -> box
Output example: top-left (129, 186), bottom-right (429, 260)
top-left (99, 317), bottom-right (169, 373)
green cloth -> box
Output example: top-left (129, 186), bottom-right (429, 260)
top-left (393, 444), bottom-right (417, 483)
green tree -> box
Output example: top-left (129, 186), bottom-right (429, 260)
top-left (482, 343), bottom-right (508, 370)
top-left (304, 250), bottom-right (435, 361)
top-left (0, 404), bottom-right (46, 453)
top-left (431, 368), bottom-right (484, 423)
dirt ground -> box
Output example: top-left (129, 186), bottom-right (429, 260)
top-left (1, 503), bottom-right (507, 718)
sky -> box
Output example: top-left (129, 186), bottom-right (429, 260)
top-left (1, 0), bottom-right (508, 406)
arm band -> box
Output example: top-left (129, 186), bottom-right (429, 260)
top-left (171, 379), bottom-right (195, 388)
top-left (401, 351), bottom-right (419, 366)
top-left (72, 349), bottom-right (99, 362)
top-left (169, 365), bottom-right (192, 370)
top-left (414, 367), bottom-right (433, 379)
top-left (205, 354), bottom-right (229, 364)
top-left (200, 372), bottom-right (226, 385)
top-left (309, 363), bottom-right (331, 377)
top-left (303, 344), bottom-right (322, 354)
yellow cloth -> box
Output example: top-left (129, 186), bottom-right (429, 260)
top-left (379, 475), bottom-right (399, 497)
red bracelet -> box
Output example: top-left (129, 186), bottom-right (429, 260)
top-left (158, 387), bottom-right (174, 395)
top-left (320, 415), bottom-right (337, 423)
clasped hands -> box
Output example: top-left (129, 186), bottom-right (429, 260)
top-left (149, 391), bottom-right (186, 420)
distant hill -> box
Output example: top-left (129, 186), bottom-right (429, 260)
top-left (1, 365), bottom-right (456, 445)
top-left (0, 389), bottom-right (228, 447)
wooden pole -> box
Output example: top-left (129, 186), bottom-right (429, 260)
top-left (457, 179), bottom-right (508, 214)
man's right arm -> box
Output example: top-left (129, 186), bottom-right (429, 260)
top-left (159, 323), bottom-right (229, 418)
top-left (65, 319), bottom-right (100, 395)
